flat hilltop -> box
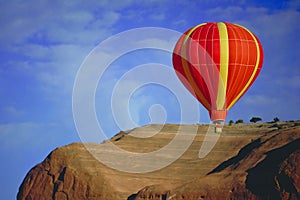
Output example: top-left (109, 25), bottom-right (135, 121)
top-left (18, 121), bottom-right (300, 200)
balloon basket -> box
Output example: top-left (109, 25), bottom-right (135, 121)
top-left (213, 121), bottom-right (224, 133)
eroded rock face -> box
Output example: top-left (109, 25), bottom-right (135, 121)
top-left (17, 122), bottom-right (300, 200)
top-left (17, 143), bottom-right (117, 200)
top-left (133, 125), bottom-right (300, 200)
top-left (278, 149), bottom-right (300, 199)
top-left (246, 139), bottom-right (300, 200)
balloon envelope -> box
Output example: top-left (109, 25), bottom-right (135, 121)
top-left (172, 22), bottom-right (264, 122)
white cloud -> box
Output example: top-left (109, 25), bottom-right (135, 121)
top-left (91, 11), bottom-right (120, 28)
top-left (275, 75), bottom-right (300, 89)
top-left (205, 6), bottom-right (246, 20)
top-left (0, 1), bottom-right (130, 104)
top-left (0, 122), bottom-right (40, 148)
top-left (63, 10), bottom-right (94, 24)
top-left (243, 94), bottom-right (278, 106)
top-left (285, 0), bottom-right (300, 9)
top-left (150, 13), bottom-right (166, 21)
top-left (255, 9), bottom-right (300, 37)
top-left (172, 19), bottom-right (188, 26)
top-left (0, 1), bottom-right (134, 49)
top-left (137, 37), bottom-right (178, 51)
top-left (202, 5), bottom-right (300, 38)
top-left (1, 106), bottom-right (24, 119)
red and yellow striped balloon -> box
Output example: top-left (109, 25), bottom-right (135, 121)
top-left (173, 22), bottom-right (264, 123)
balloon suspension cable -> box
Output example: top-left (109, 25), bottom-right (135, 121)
top-left (213, 120), bottom-right (224, 133)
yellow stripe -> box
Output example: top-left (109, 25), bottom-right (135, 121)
top-left (216, 22), bottom-right (229, 110)
top-left (227, 24), bottom-right (261, 109)
top-left (183, 23), bottom-right (206, 44)
top-left (181, 23), bottom-right (211, 109)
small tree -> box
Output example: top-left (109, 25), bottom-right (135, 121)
top-left (250, 117), bottom-right (262, 123)
top-left (273, 117), bottom-right (280, 123)
top-left (229, 120), bottom-right (234, 126)
top-left (235, 119), bottom-right (243, 124)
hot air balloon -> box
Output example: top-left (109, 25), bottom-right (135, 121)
top-left (172, 22), bottom-right (264, 132)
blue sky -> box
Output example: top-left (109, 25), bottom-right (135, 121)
top-left (1, 0), bottom-right (300, 199)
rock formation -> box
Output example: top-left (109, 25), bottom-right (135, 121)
top-left (18, 122), bottom-right (300, 200)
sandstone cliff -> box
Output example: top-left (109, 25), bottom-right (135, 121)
top-left (134, 122), bottom-right (300, 200)
top-left (18, 122), bottom-right (300, 200)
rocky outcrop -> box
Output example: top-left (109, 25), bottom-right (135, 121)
top-left (18, 122), bottom-right (300, 200)
top-left (17, 143), bottom-right (117, 200)
top-left (133, 123), bottom-right (300, 200)
top-left (246, 139), bottom-right (300, 199)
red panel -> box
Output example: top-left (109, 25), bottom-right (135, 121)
top-left (225, 23), bottom-right (263, 108)
top-left (188, 25), bottom-right (212, 106)
top-left (187, 23), bottom-right (221, 110)
top-left (172, 27), bottom-right (212, 110)
top-left (226, 24), bottom-right (242, 104)
top-left (209, 24), bottom-right (221, 110)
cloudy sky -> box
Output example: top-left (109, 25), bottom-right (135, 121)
top-left (1, 0), bottom-right (300, 199)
